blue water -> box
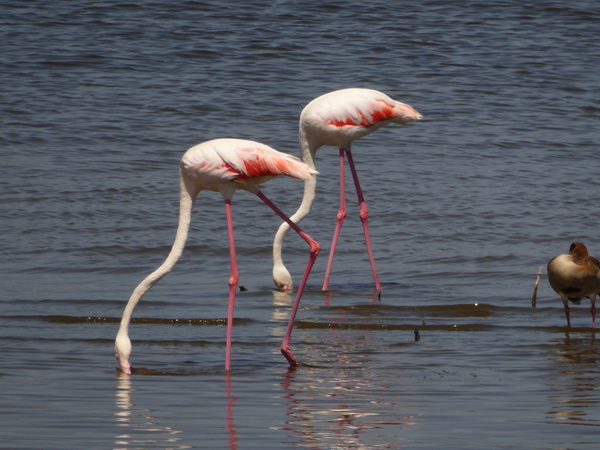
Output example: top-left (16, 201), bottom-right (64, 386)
top-left (1, 1), bottom-right (600, 448)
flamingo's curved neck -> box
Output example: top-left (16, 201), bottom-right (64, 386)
top-left (272, 130), bottom-right (318, 268)
top-left (117, 171), bottom-right (197, 335)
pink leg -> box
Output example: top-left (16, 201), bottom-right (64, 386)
top-left (346, 150), bottom-right (382, 292)
top-left (256, 191), bottom-right (320, 366)
top-left (322, 148), bottom-right (347, 291)
top-left (224, 199), bottom-right (239, 371)
top-left (563, 300), bottom-right (571, 328)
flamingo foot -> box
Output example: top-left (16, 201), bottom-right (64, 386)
top-left (281, 344), bottom-right (298, 366)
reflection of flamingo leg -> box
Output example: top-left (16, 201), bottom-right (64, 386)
top-left (224, 199), bottom-right (238, 371)
top-left (225, 372), bottom-right (238, 449)
top-left (323, 148), bottom-right (347, 291)
top-left (256, 192), bottom-right (320, 366)
top-left (347, 150), bottom-right (381, 292)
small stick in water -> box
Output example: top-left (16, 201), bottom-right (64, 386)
top-left (531, 265), bottom-right (542, 307)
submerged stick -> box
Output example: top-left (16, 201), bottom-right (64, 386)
top-left (531, 265), bottom-right (542, 307)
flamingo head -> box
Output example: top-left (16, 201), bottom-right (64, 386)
top-left (115, 332), bottom-right (132, 375)
top-left (273, 264), bottom-right (293, 291)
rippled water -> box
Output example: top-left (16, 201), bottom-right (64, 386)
top-left (2, 1), bottom-right (600, 448)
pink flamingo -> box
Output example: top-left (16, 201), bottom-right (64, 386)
top-left (547, 242), bottom-right (599, 328)
top-left (272, 88), bottom-right (422, 292)
top-left (115, 138), bottom-right (321, 373)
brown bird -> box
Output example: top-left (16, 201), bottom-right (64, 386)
top-left (547, 242), bottom-right (600, 328)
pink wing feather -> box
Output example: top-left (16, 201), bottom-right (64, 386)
top-left (182, 139), bottom-right (316, 183)
top-left (327, 98), bottom-right (420, 129)
top-left (224, 146), bottom-right (315, 182)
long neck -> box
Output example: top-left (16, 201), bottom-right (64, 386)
top-left (272, 129), bottom-right (318, 267)
top-left (117, 171), bottom-right (197, 335)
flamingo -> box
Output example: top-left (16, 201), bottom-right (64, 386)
top-left (115, 138), bottom-right (321, 373)
top-left (272, 88), bottom-right (422, 292)
top-left (547, 242), bottom-right (600, 328)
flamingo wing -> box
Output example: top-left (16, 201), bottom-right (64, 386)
top-left (218, 145), bottom-right (316, 182)
top-left (319, 89), bottom-right (421, 129)
top-left (183, 139), bottom-right (316, 183)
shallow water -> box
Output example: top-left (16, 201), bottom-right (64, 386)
top-left (2, 1), bottom-right (600, 448)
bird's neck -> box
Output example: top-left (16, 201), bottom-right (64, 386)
top-left (299, 127), bottom-right (317, 170)
top-left (117, 171), bottom-right (197, 335)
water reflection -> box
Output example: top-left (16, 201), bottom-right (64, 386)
top-left (280, 367), bottom-right (419, 448)
top-left (270, 288), bottom-right (420, 446)
top-left (272, 290), bottom-right (293, 321)
top-left (114, 373), bottom-right (190, 449)
top-left (277, 329), bottom-right (419, 448)
top-left (270, 290), bottom-right (293, 356)
top-left (225, 371), bottom-right (239, 450)
top-left (545, 334), bottom-right (600, 427)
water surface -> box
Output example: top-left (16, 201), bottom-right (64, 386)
top-left (1, 1), bottom-right (600, 448)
